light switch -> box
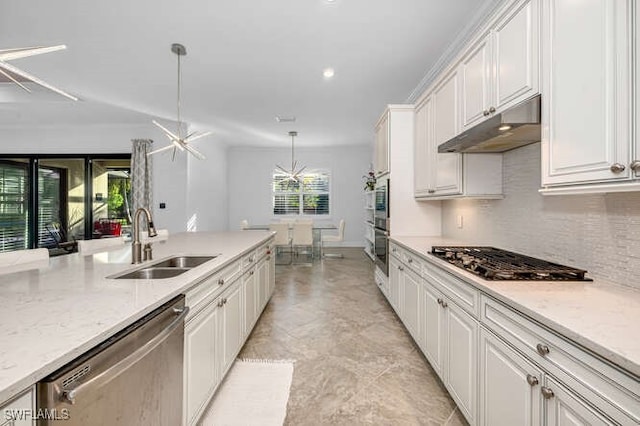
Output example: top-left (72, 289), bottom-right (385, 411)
top-left (159, 202), bottom-right (166, 209)
top-left (457, 215), bottom-right (463, 229)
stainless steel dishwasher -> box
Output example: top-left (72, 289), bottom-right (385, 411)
top-left (37, 295), bottom-right (188, 426)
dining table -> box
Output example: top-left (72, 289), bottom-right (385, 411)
top-left (246, 222), bottom-right (337, 259)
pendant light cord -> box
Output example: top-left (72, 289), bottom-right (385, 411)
top-left (177, 53), bottom-right (182, 138)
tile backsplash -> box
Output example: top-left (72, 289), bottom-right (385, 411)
top-left (441, 143), bottom-right (640, 289)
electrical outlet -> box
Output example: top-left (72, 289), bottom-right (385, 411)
top-left (457, 214), bottom-right (463, 229)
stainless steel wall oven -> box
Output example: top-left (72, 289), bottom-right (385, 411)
top-left (373, 177), bottom-right (389, 275)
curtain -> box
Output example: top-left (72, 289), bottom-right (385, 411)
top-left (131, 139), bottom-right (153, 213)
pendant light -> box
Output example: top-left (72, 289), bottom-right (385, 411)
top-left (148, 43), bottom-right (211, 160)
top-left (276, 131), bottom-right (306, 182)
top-left (0, 45), bottom-right (78, 101)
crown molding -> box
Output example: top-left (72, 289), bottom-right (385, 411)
top-left (405, 0), bottom-right (509, 103)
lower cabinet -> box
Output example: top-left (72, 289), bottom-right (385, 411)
top-left (400, 266), bottom-right (422, 346)
top-left (0, 388), bottom-right (34, 426)
top-left (479, 328), bottom-right (542, 426)
top-left (543, 376), bottom-right (616, 426)
top-left (388, 255), bottom-right (402, 315)
top-left (184, 239), bottom-right (276, 426)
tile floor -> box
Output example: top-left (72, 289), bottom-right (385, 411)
top-left (238, 248), bottom-right (468, 425)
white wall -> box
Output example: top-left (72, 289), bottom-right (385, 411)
top-left (227, 145), bottom-right (370, 246)
top-left (441, 144), bottom-right (640, 289)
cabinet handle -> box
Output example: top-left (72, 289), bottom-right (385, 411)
top-left (610, 163), bottom-right (626, 173)
top-left (250, 270), bottom-right (254, 276)
top-left (407, 258), bottom-right (413, 264)
top-left (441, 300), bottom-right (448, 308)
top-left (541, 387), bottom-right (555, 399)
top-left (223, 298), bottom-right (228, 304)
top-left (437, 298), bottom-right (443, 306)
top-left (483, 110), bottom-right (490, 117)
top-left (536, 343), bottom-right (550, 356)
top-left (267, 256), bottom-right (271, 260)
top-left (398, 266), bottom-right (404, 271)
top-left (630, 160), bottom-right (640, 172)
top-left (218, 278), bottom-right (224, 286)
top-left (427, 189), bottom-right (436, 194)
top-left (217, 300), bottom-right (224, 307)
top-left (526, 374), bottom-right (539, 387)
top-left (392, 248), bottom-right (397, 253)
top-left (489, 106), bottom-right (496, 114)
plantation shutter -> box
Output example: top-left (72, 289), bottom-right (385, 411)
top-left (272, 169), bottom-right (330, 216)
top-left (0, 161), bottom-right (29, 252)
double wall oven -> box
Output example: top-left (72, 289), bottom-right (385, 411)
top-left (373, 177), bottom-right (389, 275)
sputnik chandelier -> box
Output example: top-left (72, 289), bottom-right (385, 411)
top-left (148, 43), bottom-right (211, 160)
top-left (0, 45), bottom-right (77, 101)
top-left (276, 131), bottom-right (306, 182)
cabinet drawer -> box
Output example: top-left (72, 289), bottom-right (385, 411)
top-left (186, 260), bottom-right (242, 316)
top-left (423, 261), bottom-right (479, 318)
top-left (481, 295), bottom-right (639, 424)
top-left (401, 250), bottom-right (423, 274)
top-left (255, 240), bottom-right (273, 260)
top-left (242, 250), bottom-right (258, 270)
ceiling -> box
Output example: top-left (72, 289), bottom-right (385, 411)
top-left (0, 0), bottom-right (493, 148)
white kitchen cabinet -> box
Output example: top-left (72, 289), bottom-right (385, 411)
top-left (374, 111), bottom-right (389, 176)
top-left (422, 276), bottom-right (478, 425)
top-left (431, 69), bottom-right (463, 196)
top-left (400, 265), bottom-right (422, 346)
top-left (414, 71), bottom-right (503, 200)
top-left (540, 0), bottom-right (633, 188)
top-left (0, 388), bottom-right (34, 426)
top-left (243, 267), bottom-right (257, 337)
top-left (388, 254), bottom-right (402, 315)
top-left (461, 0), bottom-right (540, 130)
top-left (543, 376), bottom-right (615, 426)
top-left (422, 280), bottom-right (445, 377)
top-left (184, 300), bottom-right (220, 425)
top-left (479, 328), bottom-right (542, 426)
top-left (256, 254), bottom-right (269, 311)
top-left (220, 281), bottom-right (243, 376)
top-left (444, 296), bottom-right (479, 425)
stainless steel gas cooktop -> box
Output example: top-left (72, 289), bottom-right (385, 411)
top-left (430, 246), bottom-right (591, 281)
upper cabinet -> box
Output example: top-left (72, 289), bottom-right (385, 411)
top-left (461, 0), bottom-right (540, 130)
top-left (540, 0), bottom-right (636, 193)
top-left (374, 112), bottom-right (390, 176)
top-left (414, 69), bottom-right (503, 200)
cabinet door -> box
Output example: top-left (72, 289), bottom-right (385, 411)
top-left (375, 113), bottom-right (389, 176)
top-left (243, 269), bottom-right (257, 336)
top-left (184, 302), bottom-right (218, 425)
top-left (541, 0), bottom-right (631, 185)
top-left (461, 35), bottom-right (492, 129)
top-left (401, 268), bottom-right (422, 346)
top-left (221, 283), bottom-right (243, 374)
top-left (257, 257), bottom-right (268, 310)
top-left (543, 376), bottom-right (615, 426)
top-left (493, 0), bottom-right (539, 111)
top-left (0, 389), bottom-right (34, 426)
top-left (414, 96), bottom-right (433, 196)
top-left (479, 329), bottom-right (542, 426)
top-left (432, 70), bottom-right (463, 195)
top-left (422, 280), bottom-right (445, 378)
top-left (388, 256), bottom-right (402, 314)
top-left (445, 301), bottom-right (479, 425)
top-left (634, 1), bottom-right (640, 179)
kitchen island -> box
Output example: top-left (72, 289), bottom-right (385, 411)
top-left (0, 231), bottom-right (274, 407)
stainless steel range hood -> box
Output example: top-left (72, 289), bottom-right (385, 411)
top-left (438, 95), bottom-right (541, 153)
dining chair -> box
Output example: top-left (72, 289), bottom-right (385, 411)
top-left (0, 248), bottom-right (49, 275)
top-left (291, 222), bottom-right (313, 263)
top-left (78, 236), bottom-right (126, 256)
top-left (321, 219), bottom-right (345, 258)
top-left (269, 223), bottom-right (292, 264)
top-left (240, 219), bottom-right (249, 230)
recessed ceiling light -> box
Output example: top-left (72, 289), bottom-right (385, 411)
top-left (325, 0), bottom-right (337, 3)
top-left (275, 115), bottom-right (296, 123)
top-left (498, 124), bottom-right (512, 131)
top-left (323, 68), bottom-right (335, 79)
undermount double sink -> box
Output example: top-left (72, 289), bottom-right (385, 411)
top-left (112, 256), bottom-right (218, 279)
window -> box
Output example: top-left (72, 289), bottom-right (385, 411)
top-left (0, 155), bottom-right (131, 254)
top-left (273, 169), bottom-right (330, 216)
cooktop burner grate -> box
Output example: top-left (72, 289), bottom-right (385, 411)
top-left (430, 246), bottom-right (591, 281)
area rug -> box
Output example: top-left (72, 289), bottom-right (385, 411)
top-left (199, 359), bottom-right (295, 426)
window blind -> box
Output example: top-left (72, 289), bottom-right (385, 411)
top-left (0, 162), bottom-right (29, 252)
top-left (273, 169), bottom-right (330, 216)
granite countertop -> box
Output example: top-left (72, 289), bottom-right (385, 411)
top-left (0, 231), bottom-right (273, 404)
top-left (390, 236), bottom-right (640, 379)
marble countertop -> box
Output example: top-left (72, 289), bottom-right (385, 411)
top-left (0, 231), bottom-right (273, 403)
top-left (390, 236), bottom-right (640, 378)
